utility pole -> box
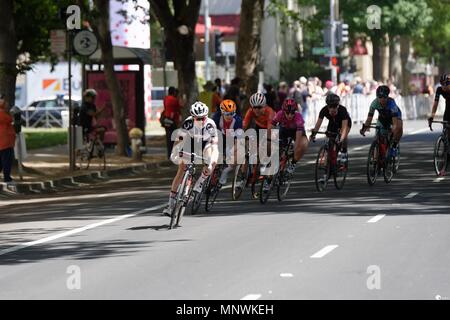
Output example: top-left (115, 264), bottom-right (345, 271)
top-left (204, 0), bottom-right (211, 81)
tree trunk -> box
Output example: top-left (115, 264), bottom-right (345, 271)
top-left (372, 36), bottom-right (382, 81)
top-left (94, 0), bottom-right (129, 156)
top-left (400, 35), bottom-right (411, 95)
top-left (166, 29), bottom-right (198, 117)
top-left (380, 34), bottom-right (389, 82)
top-left (149, 0), bottom-right (202, 118)
top-left (236, 0), bottom-right (265, 109)
top-left (0, 0), bottom-right (17, 108)
top-left (389, 35), bottom-right (401, 87)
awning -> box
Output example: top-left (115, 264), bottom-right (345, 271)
top-left (196, 15), bottom-right (240, 36)
top-left (88, 46), bottom-right (151, 65)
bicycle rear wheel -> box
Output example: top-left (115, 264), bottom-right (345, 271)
top-left (77, 147), bottom-right (90, 170)
top-left (433, 136), bottom-right (448, 176)
top-left (315, 145), bottom-right (329, 192)
top-left (367, 141), bottom-right (379, 186)
top-left (334, 151), bottom-right (348, 190)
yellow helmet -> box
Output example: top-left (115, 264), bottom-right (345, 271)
top-left (220, 99), bottom-right (237, 113)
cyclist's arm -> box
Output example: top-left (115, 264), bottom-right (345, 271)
top-left (341, 119), bottom-right (349, 141)
top-left (312, 118), bottom-right (323, 134)
top-left (430, 100), bottom-right (440, 119)
top-left (243, 110), bottom-right (252, 130)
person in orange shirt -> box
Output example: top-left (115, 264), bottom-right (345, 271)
top-left (0, 94), bottom-right (16, 183)
top-left (243, 92), bottom-right (275, 131)
top-left (243, 92), bottom-right (276, 168)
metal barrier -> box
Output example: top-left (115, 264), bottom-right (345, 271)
top-left (21, 107), bottom-right (68, 128)
top-left (304, 94), bottom-right (442, 129)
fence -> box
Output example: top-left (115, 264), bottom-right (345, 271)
top-left (304, 94), bottom-right (442, 130)
top-left (21, 107), bottom-right (69, 128)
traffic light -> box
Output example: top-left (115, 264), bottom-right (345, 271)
top-left (214, 32), bottom-right (224, 57)
top-left (331, 56), bottom-right (338, 66)
top-left (336, 22), bottom-right (349, 47)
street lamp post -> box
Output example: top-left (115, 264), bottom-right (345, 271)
top-left (329, 0), bottom-right (338, 85)
top-left (204, 0), bottom-right (211, 81)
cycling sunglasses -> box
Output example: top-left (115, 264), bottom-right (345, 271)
top-left (194, 116), bottom-right (206, 121)
top-left (284, 110), bottom-right (296, 115)
top-left (252, 106), bottom-right (264, 110)
top-left (328, 104), bottom-right (339, 109)
top-left (223, 112), bottom-right (235, 116)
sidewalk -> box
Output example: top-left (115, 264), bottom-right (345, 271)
top-left (0, 135), bottom-right (172, 195)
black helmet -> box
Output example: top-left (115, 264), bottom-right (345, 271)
top-left (440, 73), bottom-right (449, 86)
top-left (325, 93), bottom-right (340, 106)
top-left (376, 85), bottom-right (390, 98)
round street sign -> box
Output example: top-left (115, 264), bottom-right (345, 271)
top-left (73, 30), bottom-right (98, 56)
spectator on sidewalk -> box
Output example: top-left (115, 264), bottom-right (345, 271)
top-left (162, 87), bottom-right (183, 159)
top-left (0, 94), bottom-right (16, 183)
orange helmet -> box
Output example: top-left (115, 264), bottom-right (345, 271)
top-left (220, 99), bottom-right (237, 113)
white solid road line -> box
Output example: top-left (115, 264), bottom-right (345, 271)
top-left (433, 177), bottom-right (445, 183)
top-left (241, 294), bottom-right (262, 300)
top-left (0, 204), bottom-right (166, 257)
top-left (405, 192), bottom-right (419, 199)
top-left (367, 214), bottom-right (386, 223)
top-left (310, 245), bottom-right (339, 258)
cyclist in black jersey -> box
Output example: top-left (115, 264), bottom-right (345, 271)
top-left (429, 74), bottom-right (450, 132)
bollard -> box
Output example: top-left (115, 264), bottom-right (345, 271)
top-left (129, 128), bottom-right (144, 161)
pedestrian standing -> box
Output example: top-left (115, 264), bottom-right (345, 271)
top-left (162, 87), bottom-right (183, 159)
top-left (0, 94), bottom-right (16, 183)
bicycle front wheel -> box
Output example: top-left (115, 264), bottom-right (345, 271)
top-left (315, 145), bottom-right (329, 192)
top-left (232, 164), bottom-right (247, 200)
top-left (334, 151), bottom-right (348, 190)
top-left (277, 158), bottom-right (292, 201)
top-left (433, 136), bottom-right (447, 176)
top-left (205, 169), bottom-right (220, 212)
top-left (367, 141), bottom-right (379, 186)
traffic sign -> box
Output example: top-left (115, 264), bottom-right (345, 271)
top-left (73, 30), bottom-right (98, 56)
top-left (312, 47), bottom-right (331, 55)
top-left (50, 30), bottom-right (66, 56)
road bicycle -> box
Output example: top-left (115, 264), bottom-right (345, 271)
top-left (313, 131), bottom-right (348, 192)
top-left (259, 137), bottom-right (295, 203)
top-left (232, 136), bottom-right (262, 200)
top-left (364, 125), bottom-right (400, 185)
top-left (429, 120), bottom-right (449, 176)
top-left (169, 152), bottom-right (202, 229)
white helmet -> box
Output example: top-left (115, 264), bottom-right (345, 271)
top-left (249, 92), bottom-right (266, 107)
top-left (190, 101), bottom-right (209, 117)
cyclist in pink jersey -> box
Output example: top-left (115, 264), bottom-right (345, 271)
top-left (271, 98), bottom-right (309, 174)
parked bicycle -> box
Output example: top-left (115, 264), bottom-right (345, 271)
top-left (313, 131), bottom-right (348, 192)
top-left (363, 125), bottom-right (400, 185)
top-left (429, 120), bottom-right (449, 176)
top-left (259, 137), bottom-right (295, 203)
top-left (77, 130), bottom-right (106, 170)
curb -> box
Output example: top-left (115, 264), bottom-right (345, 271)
top-left (0, 160), bottom-right (174, 196)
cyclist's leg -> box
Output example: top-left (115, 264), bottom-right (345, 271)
top-left (163, 163), bottom-right (186, 215)
top-left (193, 143), bottom-right (217, 192)
top-left (294, 130), bottom-right (308, 163)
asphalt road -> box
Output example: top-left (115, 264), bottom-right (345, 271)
top-left (0, 121), bottom-right (449, 300)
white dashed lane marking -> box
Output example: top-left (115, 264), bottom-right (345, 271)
top-left (241, 294), bottom-right (262, 300)
top-left (310, 245), bottom-right (339, 258)
top-left (367, 214), bottom-right (386, 223)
